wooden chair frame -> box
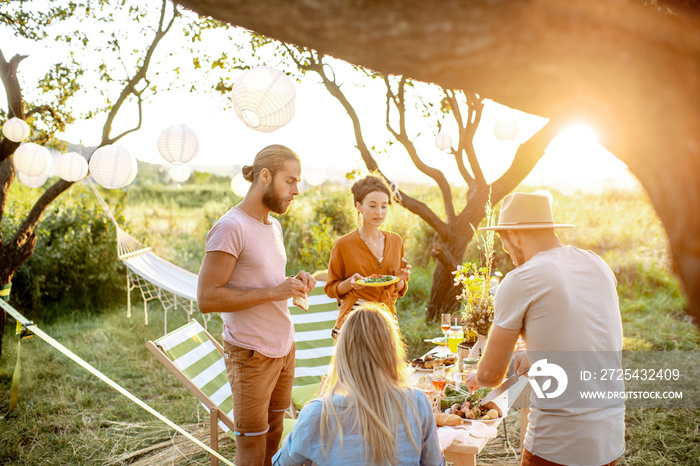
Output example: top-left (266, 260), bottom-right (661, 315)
top-left (146, 327), bottom-right (233, 466)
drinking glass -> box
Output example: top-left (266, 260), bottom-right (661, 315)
top-left (440, 314), bottom-right (451, 354)
top-left (432, 363), bottom-right (447, 393)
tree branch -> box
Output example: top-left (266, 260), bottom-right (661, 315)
top-left (101, 0), bottom-right (176, 146)
top-left (9, 178), bottom-right (74, 266)
top-left (26, 104), bottom-right (62, 122)
top-left (291, 48), bottom-right (450, 239)
top-left (431, 240), bottom-right (460, 271)
top-left (445, 90), bottom-right (476, 187)
top-left (461, 93), bottom-right (486, 187)
top-left (384, 76), bottom-right (456, 223)
top-left (0, 50), bottom-right (26, 164)
top-left (491, 120), bottom-right (559, 200)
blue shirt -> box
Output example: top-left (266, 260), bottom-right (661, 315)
top-left (273, 388), bottom-right (445, 466)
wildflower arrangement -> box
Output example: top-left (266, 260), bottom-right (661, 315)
top-left (453, 195), bottom-right (497, 337)
top-left (453, 262), bottom-right (494, 336)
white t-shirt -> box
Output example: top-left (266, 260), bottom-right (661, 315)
top-left (205, 206), bottom-right (294, 358)
top-left (495, 245), bottom-right (625, 465)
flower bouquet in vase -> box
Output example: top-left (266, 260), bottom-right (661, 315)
top-left (453, 196), bottom-right (497, 359)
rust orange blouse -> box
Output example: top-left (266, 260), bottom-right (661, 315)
top-left (324, 229), bottom-right (408, 329)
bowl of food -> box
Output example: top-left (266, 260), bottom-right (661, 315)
top-left (440, 386), bottom-right (504, 425)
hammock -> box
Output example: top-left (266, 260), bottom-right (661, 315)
top-left (88, 179), bottom-right (204, 332)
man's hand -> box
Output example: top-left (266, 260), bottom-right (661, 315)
top-left (512, 351), bottom-right (530, 376)
top-left (276, 276), bottom-right (309, 301)
top-left (463, 371), bottom-right (482, 393)
top-left (293, 270), bottom-right (316, 294)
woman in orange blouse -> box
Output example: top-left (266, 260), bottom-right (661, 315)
top-left (324, 175), bottom-right (412, 338)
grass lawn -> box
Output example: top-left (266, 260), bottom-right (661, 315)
top-left (1, 289), bottom-right (698, 465)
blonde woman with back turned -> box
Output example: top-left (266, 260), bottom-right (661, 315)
top-left (273, 303), bottom-right (445, 466)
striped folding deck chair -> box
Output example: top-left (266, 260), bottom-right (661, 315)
top-left (146, 320), bottom-right (235, 466)
top-left (146, 320), bottom-right (295, 465)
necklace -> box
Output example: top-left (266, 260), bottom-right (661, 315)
top-left (359, 227), bottom-right (383, 246)
top-left (359, 227), bottom-right (385, 267)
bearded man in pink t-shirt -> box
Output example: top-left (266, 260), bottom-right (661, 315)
top-left (198, 144), bottom-right (315, 466)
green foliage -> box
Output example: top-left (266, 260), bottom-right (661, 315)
top-left (277, 188), bottom-right (356, 275)
top-left (127, 180), bottom-right (237, 209)
top-left (2, 186), bottom-right (124, 322)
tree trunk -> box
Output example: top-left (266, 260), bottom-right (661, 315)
top-left (426, 215), bottom-right (478, 322)
top-left (427, 260), bottom-right (461, 322)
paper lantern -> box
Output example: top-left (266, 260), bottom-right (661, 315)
top-left (231, 67), bottom-right (296, 133)
top-left (17, 170), bottom-right (48, 188)
top-left (56, 152), bottom-right (88, 182)
top-left (157, 124), bottom-right (200, 165)
top-left (168, 164), bottom-right (191, 183)
top-left (435, 133), bottom-right (453, 151)
top-left (230, 173), bottom-right (250, 197)
top-left (13, 143), bottom-right (51, 177)
top-left (89, 145), bottom-right (138, 189)
top-left (3, 117), bottom-right (30, 142)
top-left (305, 169), bottom-right (326, 187)
top-left (494, 118), bottom-right (519, 141)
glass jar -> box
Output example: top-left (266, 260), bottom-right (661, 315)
top-left (448, 325), bottom-right (464, 354)
top-left (463, 357), bottom-right (479, 373)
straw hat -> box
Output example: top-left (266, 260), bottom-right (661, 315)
top-left (479, 193), bottom-right (575, 231)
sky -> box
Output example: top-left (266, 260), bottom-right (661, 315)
top-left (1, 2), bottom-right (640, 194)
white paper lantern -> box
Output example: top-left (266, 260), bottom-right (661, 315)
top-left (89, 145), bottom-right (138, 189)
top-left (230, 173), bottom-right (250, 197)
top-left (17, 170), bottom-right (48, 188)
top-left (13, 143), bottom-right (51, 177)
top-left (435, 133), bottom-right (453, 151)
top-left (3, 117), bottom-right (31, 142)
top-left (305, 169), bottom-right (327, 187)
top-left (157, 124), bottom-right (200, 165)
top-left (231, 66), bottom-right (296, 133)
top-left (56, 152), bottom-right (88, 182)
top-left (168, 164), bottom-right (191, 183)
top-left (494, 118), bottom-right (519, 141)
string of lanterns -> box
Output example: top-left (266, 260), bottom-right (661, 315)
top-left (5, 65), bottom-right (296, 189)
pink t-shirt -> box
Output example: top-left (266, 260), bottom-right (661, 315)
top-left (205, 206), bottom-right (294, 358)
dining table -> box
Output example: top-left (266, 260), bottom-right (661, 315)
top-left (408, 346), bottom-right (530, 466)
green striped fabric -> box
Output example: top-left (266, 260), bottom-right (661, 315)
top-left (289, 281), bottom-right (339, 388)
top-left (156, 321), bottom-right (234, 436)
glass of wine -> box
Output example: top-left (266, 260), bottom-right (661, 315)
top-left (441, 313), bottom-right (451, 354)
top-left (432, 363), bottom-right (447, 393)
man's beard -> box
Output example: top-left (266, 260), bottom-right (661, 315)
top-left (262, 183), bottom-right (290, 215)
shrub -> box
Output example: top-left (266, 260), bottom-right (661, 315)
top-left (3, 189), bottom-right (125, 322)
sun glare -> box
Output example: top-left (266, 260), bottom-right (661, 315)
top-left (535, 123), bottom-right (637, 193)
top-left (549, 124), bottom-right (599, 155)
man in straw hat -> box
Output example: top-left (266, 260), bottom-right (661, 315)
top-left (464, 192), bottom-right (624, 466)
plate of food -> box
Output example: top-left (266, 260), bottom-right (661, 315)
top-left (410, 354), bottom-right (457, 371)
top-left (439, 386), bottom-right (503, 425)
top-left (357, 274), bottom-right (400, 287)
top-left (424, 336), bottom-right (448, 346)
